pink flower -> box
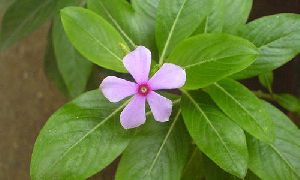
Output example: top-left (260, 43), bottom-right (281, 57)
top-left (100, 46), bottom-right (186, 129)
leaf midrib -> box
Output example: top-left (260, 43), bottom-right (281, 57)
top-left (42, 99), bottom-right (131, 177)
top-left (63, 13), bottom-right (123, 62)
top-left (145, 109), bottom-right (181, 176)
top-left (42, 98), bottom-right (181, 178)
top-left (183, 53), bottom-right (255, 69)
top-left (213, 82), bottom-right (269, 139)
top-left (183, 91), bottom-right (239, 173)
top-left (158, 0), bottom-right (188, 65)
top-left (97, 1), bottom-right (136, 47)
top-left (269, 144), bottom-right (300, 178)
top-left (257, 29), bottom-right (300, 49)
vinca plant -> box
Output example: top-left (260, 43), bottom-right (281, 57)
top-left (1, 0), bottom-right (300, 179)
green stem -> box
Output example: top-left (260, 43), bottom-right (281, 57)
top-left (253, 90), bottom-right (274, 101)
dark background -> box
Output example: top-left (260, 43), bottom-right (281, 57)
top-left (0, 0), bottom-right (299, 179)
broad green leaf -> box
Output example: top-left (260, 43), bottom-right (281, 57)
top-left (258, 71), bottom-right (273, 93)
top-left (87, 0), bottom-right (159, 56)
top-left (182, 147), bottom-right (204, 180)
top-left (206, 79), bottom-right (274, 142)
top-left (30, 90), bottom-right (133, 179)
top-left (202, 155), bottom-right (241, 180)
top-left (274, 94), bottom-right (300, 112)
top-left (116, 109), bottom-right (191, 180)
top-left (0, 0), bottom-right (57, 50)
top-left (248, 101), bottom-right (300, 180)
top-left (203, 155), bottom-right (260, 180)
top-left (232, 14), bottom-right (300, 79)
top-left (156, 0), bottom-right (214, 63)
top-left (193, 0), bottom-right (223, 34)
top-left (131, 0), bottom-right (159, 20)
top-left (181, 91), bottom-right (248, 178)
top-left (168, 34), bottom-right (258, 89)
top-left (194, 0), bottom-right (252, 34)
top-left (44, 29), bottom-right (68, 96)
top-left (60, 7), bottom-right (128, 72)
top-left (182, 148), bottom-right (260, 180)
top-left (221, 0), bottom-right (252, 34)
top-left (53, 15), bottom-right (93, 98)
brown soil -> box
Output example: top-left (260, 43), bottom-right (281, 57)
top-left (0, 24), bottom-right (67, 179)
top-left (0, 0), bottom-right (299, 180)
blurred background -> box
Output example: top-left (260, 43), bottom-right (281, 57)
top-left (0, 0), bottom-right (299, 179)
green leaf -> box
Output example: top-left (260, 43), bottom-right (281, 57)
top-left (0, 0), bottom-right (57, 50)
top-left (202, 155), bottom-right (241, 180)
top-left (248, 101), bottom-right (300, 179)
top-left (181, 91), bottom-right (248, 178)
top-left (194, 0), bottom-right (252, 34)
top-left (87, 0), bottom-right (159, 55)
top-left (156, 0), bottom-right (214, 64)
top-left (116, 109), bottom-right (191, 180)
top-left (206, 79), bottom-right (274, 143)
top-left (232, 14), bottom-right (300, 79)
top-left (182, 148), bottom-right (261, 180)
top-left (258, 71), bottom-right (273, 93)
top-left (44, 29), bottom-right (68, 96)
top-left (30, 90), bottom-right (133, 179)
top-left (52, 15), bottom-right (93, 98)
top-left (60, 7), bottom-right (128, 72)
top-left (131, 0), bottom-right (159, 20)
top-left (192, 0), bottom-right (222, 34)
top-left (221, 0), bottom-right (252, 34)
top-left (168, 34), bottom-right (258, 89)
top-left (182, 148), bottom-right (204, 180)
top-left (274, 94), bottom-right (300, 112)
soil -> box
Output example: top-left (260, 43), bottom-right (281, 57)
top-left (0, 0), bottom-right (299, 179)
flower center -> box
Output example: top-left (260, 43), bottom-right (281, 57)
top-left (138, 84), bottom-right (150, 96)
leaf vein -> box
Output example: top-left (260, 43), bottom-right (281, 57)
top-left (65, 14), bottom-right (123, 62)
top-left (213, 82), bottom-right (268, 136)
top-left (183, 90), bottom-right (239, 171)
top-left (159, 0), bottom-right (188, 65)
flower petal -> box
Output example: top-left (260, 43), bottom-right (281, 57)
top-left (123, 46), bottom-right (151, 84)
top-left (120, 95), bottom-right (146, 129)
top-left (147, 92), bottom-right (172, 122)
top-left (100, 76), bottom-right (137, 103)
top-left (148, 63), bottom-right (186, 90)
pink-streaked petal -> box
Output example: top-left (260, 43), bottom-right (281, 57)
top-left (147, 91), bottom-right (172, 122)
top-left (123, 46), bottom-right (151, 84)
top-left (148, 63), bottom-right (186, 90)
top-left (100, 76), bottom-right (137, 103)
top-left (120, 95), bottom-right (146, 129)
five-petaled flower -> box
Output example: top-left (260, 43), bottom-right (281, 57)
top-left (100, 46), bottom-right (186, 129)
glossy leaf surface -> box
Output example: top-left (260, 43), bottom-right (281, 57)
top-left (195, 0), bottom-right (252, 34)
top-left (233, 14), bottom-right (300, 79)
top-left (61, 7), bottom-right (128, 72)
top-left (30, 90), bottom-right (133, 179)
top-left (206, 79), bottom-right (274, 142)
top-left (248, 101), bottom-right (300, 179)
top-left (116, 109), bottom-right (190, 180)
top-left (87, 0), bottom-right (159, 55)
top-left (181, 91), bottom-right (248, 178)
top-left (168, 34), bottom-right (258, 89)
top-left (156, 0), bottom-right (213, 62)
top-left (53, 16), bottom-right (93, 97)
